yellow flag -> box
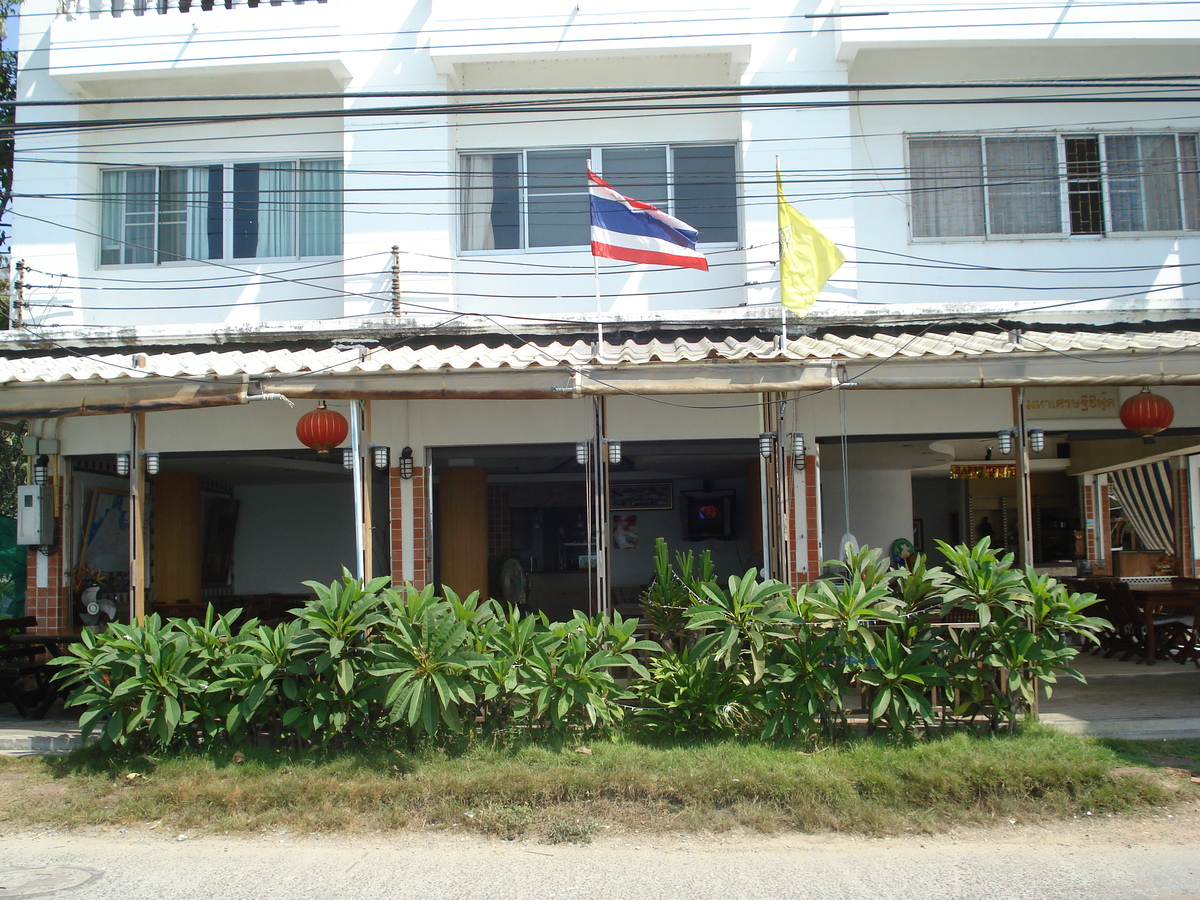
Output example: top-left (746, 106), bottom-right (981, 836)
top-left (777, 168), bottom-right (844, 314)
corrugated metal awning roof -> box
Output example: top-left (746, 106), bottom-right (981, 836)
top-left (2, 326), bottom-right (1197, 387)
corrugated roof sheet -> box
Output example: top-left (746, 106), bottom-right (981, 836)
top-left (1, 327), bottom-right (1197, 386)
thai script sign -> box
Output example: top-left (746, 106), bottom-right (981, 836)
top-left (950, 464), bottom-right (1016, 480)
top-left (1023, 388), bottom-right (1118, 419)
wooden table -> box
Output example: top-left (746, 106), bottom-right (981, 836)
top-left (7, 632), bottom-right (84, 659)
top-left (1128, 585), bottom-right (1200, 665)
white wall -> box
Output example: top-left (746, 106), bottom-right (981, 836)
top-left (607, 476), bottom-right (754, 589)
top-left (231, 482), bottom-right (356, 594)
top-left (848, 44), bottom-right (1200, 315)
top-left (820, 465), bottom-right (913, 559)
top-left (14, 0), bottom-right (1199, 329)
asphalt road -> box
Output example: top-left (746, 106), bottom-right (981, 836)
top-left (1, 814), bottom-right (1198, 900)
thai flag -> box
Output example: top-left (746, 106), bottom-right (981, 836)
top-left (588, 170), bottom-right (709, 271)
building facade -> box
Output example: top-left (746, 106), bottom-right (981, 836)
top-left (3, 0), bottom-right (1199, 627)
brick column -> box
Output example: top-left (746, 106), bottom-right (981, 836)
top-left (389, 465), bottom-right (429, 589)
top-left (1081, 474), bottom-right (1110, 574)
top-left (23, 524), bottom-right (68, 630)
top-left (1172, 459), bottom-right (1194, 577)
top-left (786, 454), bottom-right (822, 585)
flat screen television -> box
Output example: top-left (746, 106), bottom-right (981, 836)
top-left (684, 493), bottom-right (734, 541)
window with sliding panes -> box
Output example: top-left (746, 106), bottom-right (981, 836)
top-left (100, 159), bottom-right (342, 265)
top-left (908, 133), bottom-right (1200, 239)
top-left (460, 144), bottom-right (737, 252)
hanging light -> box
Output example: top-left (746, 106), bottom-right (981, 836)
top-left (342, 448), bottom-right (356, 470)
top-left (296, 400), bottom-right (349, 456)
top-left (399, 446), bottom-right (414, 480)
top-left (790, 432), bottom-right (806, 463)
top-left (32, 454), bottom-right (49, 485)
top-left (1028, 428), bottom-right (1045, 453)
top-left (575, 441), bottom-right (590, 465)
top-left (997, 429), bottom-right (1014, 455)
top-left (115, 453), bottom-right (130, 477)
top-left (143, 452), bottom-right (160, 476)
top-left (758, 433), bottom-right (775, 458)
top-left (606, 440), bottom-right (622, 465)
top-left (372, 445), bottom-right (391, 470)
top-left (1120, 387), bottom-right (1174, 444)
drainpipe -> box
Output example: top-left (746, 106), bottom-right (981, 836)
top-left (350, 400), bottom-right (366, 580)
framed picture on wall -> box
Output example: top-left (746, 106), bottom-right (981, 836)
top-left (82, 488), bottom-right (130, 573)
top-left (610, 482), bottom-right (673, 511)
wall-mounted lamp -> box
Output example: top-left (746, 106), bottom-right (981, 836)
top-left (371, 445), bottom-right (391, 470)
top-left (143, 452), bottom-right (160, 476)
top-left (576, 439), bottom-right (622, 465)
top-left (115, 453), bottom-right (130, 477)
top-left (398, 446), bottom-right (414, 480)
top-left (998, 427), bottom-right (1046, 455)
top-left (760, 432), bottom-right (806, 468)
top-left (32, 454), bottom-right (50, 485)
top-left (342, 448), bottom-right (356, 470)
top-left (790, 432), bottom-right (806, 466)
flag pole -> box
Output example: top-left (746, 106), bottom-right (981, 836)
top-left (595, 256), bottom-right (603, 364)
top-left (776, 156), bottom-right (787, 350)
top-left (590, 160), bottom-right (605, 363)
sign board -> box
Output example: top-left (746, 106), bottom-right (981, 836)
top-left (1023, 388), bottom-right (1119, 419)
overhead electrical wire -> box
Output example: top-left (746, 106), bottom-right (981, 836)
top-left (13, 104), bottom-right (1199, 158)
top-left (7, 88), bottom-right (1200, 139)
top-left (10, 5), bottom-right (1200, 73)
top-left (15, 209), bottom-right (1193, 314)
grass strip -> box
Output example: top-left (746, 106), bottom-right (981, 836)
top-left (0, 726), bottom-right (1194, 840)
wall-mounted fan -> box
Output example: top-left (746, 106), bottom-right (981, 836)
top-left (79, 585), bottom-right (118, 627)
top-left (499, 557), bottom-right (528, 606)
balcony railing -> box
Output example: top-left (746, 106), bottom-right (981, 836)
top-left (60, 0), bottom-right (326, 19)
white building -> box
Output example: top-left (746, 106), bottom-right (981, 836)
top-left (3, 0), bottom-right (1199, 628)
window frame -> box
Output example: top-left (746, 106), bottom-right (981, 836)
top-left (458, 142), bottom-right (740, 255)
top-left (907, 132), bottom-right (1200, 241)
top-left (98, 158), bottom-right (343, 267)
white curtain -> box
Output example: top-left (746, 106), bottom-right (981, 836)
top-left (985, 136), bottom-right (1061, 234)
top-left (1106, 134), bottom-right (1181, 232)
top-left (100, 170), bottom-right (123, 265)
top-left (298, 160), bottom-right (341, 257)
top-left (1181, 134), bottom-right (1199, 232)
top-left (122, 169), bottom-right (156, 265)
top-left (909, 138), bottom-right (985, 237)
top-left (462, 154), bottom-right (496, 251)
top-left (186, 167), bottom-right (209, 260)
top-left (257, 161), bottom-right (295, 258)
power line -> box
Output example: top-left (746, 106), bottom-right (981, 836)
top-left (7, 88), bottom-right (1200, 138)
top-left (7, 78), bottom-right (1200, 110)
top-left (12, 7), bottom-right (1200, 74)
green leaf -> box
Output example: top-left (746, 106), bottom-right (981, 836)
top-left (869, 686), bottom-right (891, 722)
top-left (336, 658), bottom-right (354, 694)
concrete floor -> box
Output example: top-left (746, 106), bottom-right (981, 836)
top-left (1039, 651), bottom-right (1200, 739)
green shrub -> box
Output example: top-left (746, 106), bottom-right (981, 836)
top-left (52, 542), bottom-right (1106, 751)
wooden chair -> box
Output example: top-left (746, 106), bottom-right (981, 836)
top-left (1086, 581), bottom-right (1146, 661)
top-left (0, 617), bottom-right (58, 719)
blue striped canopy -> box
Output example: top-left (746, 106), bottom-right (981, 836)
top-left (1109, 460), bottom-right (1174, 552)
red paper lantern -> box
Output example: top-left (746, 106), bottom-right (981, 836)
top-left (296, 401), bottom-right (349, 456)
top-left (1119, 388), bottom-right (1174, 444)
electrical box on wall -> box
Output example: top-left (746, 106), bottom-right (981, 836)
top-left (16, 485), bottom-right (55, 546)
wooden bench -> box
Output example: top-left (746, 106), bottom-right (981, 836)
top-left (0, 617), bottom-right (58, 719)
